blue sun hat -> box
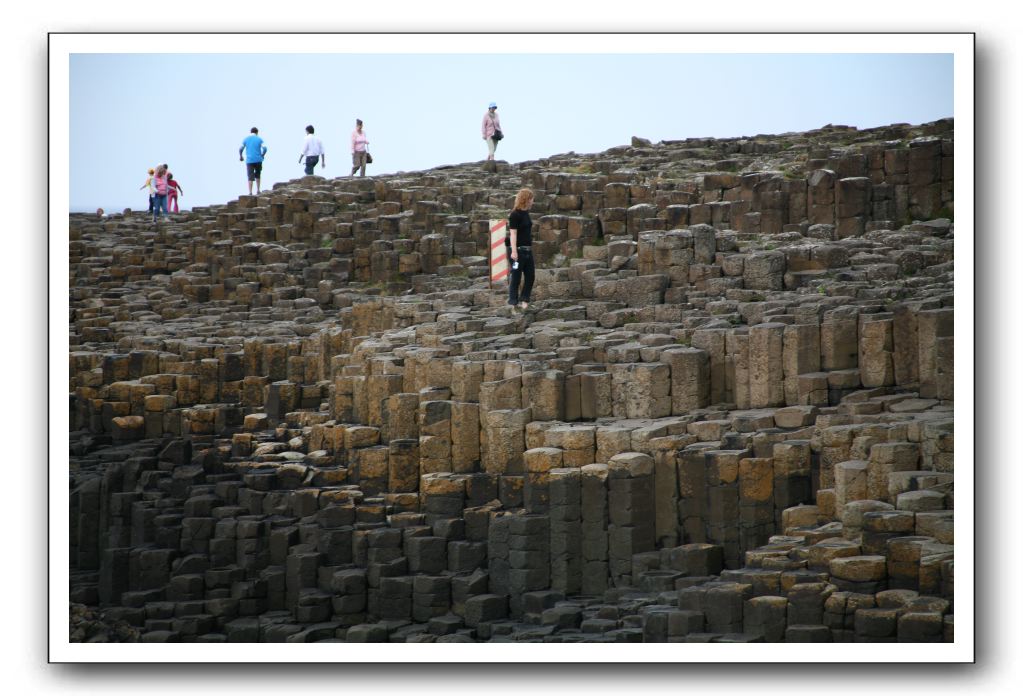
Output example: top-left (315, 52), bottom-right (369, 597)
top-left (489, 102), bottom-right (497, 108)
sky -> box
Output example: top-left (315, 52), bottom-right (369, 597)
top-left (69, 52), bottom-right (953, 213)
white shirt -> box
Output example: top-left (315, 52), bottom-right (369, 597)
top-left (301, 134), bottom-right (324, 157)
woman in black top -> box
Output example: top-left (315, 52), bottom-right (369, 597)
top-left (507, 188), bottom-right (535, 310)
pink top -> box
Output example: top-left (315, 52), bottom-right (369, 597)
top-left (152, 174), bottom-right (169, 195)
top-left (482, 111), bottom-right (501, 138)
top-left (351, 129), bottom-right (368, 153)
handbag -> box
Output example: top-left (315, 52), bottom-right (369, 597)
top-left (365, 151), bottom-right (373, 164)
top-left (492, 128), bottom-right (504, 142)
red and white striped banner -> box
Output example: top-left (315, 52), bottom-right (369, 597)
top-left (490, 219), bottom-right (508, 283)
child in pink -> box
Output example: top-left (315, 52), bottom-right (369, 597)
top-left (167, 173), bottom-right (184, 213)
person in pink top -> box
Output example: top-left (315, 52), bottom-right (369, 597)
top-left (350, 119), bottom-right (369, 177)
top-left (151, 164), bottom-right (169, 223)
top-left (482, 102), bottom-right (502, 161)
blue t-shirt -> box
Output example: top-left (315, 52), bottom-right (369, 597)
top-left (241, 134), bottom-right (267, 164)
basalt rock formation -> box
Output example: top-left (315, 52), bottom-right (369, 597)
top-left (68, 118), bottom-right (955, 643)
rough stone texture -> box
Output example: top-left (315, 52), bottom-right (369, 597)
top-left (68, 118), bottom-right (955, 643)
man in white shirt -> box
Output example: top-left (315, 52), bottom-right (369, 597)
top-left (299, 125), bottom-right (325, 175)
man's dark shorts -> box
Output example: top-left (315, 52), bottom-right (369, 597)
top-left (246, 162), bottom-right (263, 181)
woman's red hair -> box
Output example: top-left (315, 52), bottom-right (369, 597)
top-left (513, 188), bottom-right (534, 211)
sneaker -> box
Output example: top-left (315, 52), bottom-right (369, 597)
top-left (518, 302), bottom-right (529, 310)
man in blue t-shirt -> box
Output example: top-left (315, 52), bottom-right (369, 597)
top-left (239, 127), bottom-right (268, 195)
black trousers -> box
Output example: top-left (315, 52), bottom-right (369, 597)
top-left (508, 246), bottom-right (535, 304)
top-left (304, 155), bottom-right (319, 175)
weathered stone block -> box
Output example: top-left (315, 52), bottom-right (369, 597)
top-left (521, 370), bottom-right (566, 422)
top-left (743, 252), bottom-right (785, 291)
top-left (661, 347), bottom-right (710, 414)
top-left (610, 363), bottom-right (671, 418)
top-left (749, 323), bottom-right (785, 408)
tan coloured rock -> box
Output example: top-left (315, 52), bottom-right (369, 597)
top-left (830, 555), bottom-right (887, 582)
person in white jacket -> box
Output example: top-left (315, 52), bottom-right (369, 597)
top-left (299, 124), bottom-right (325, 175)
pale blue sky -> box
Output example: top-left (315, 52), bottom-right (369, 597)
top-left (69, 53), bottom-right (952, 212)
